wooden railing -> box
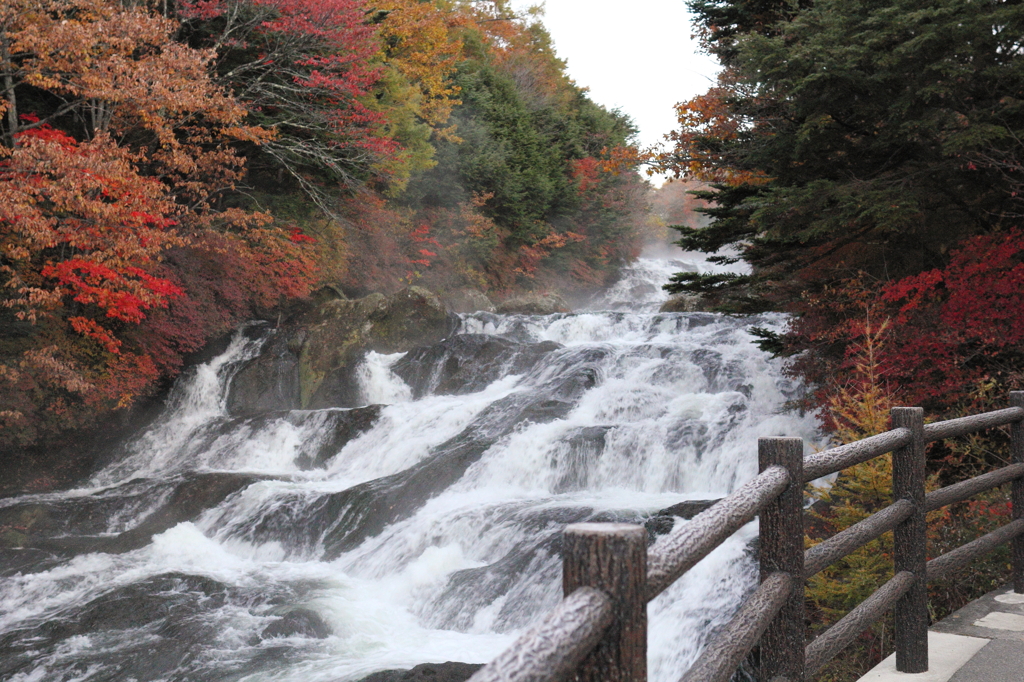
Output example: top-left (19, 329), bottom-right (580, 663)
top-left (466, 392), bottom-right (1024, 682)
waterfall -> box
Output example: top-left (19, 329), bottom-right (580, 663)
top-left (0, 256), bottom-right (820, 682)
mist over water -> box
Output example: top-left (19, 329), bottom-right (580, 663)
top-left (0, 254), bottom-right (820, 682)
top-left (586, 243), bottom-right (749, 313)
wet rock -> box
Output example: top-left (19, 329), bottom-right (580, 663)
top-left (549, 367), bottom-right (598, 402)
top-left (665, 419), bottom-right (711, 459)
top-left (644, 499), bottom-right (723, 540)
top-left (241, 391), bottom-right (592, 559)
top-left (690, 348), bottom-right (752, 395)
top-left (426, 505), bottom-right (656, 633)
top-left (551, 426), bottom-right (611, 493)
top-left (219, 330), bottom-right (609, 562)
top-left (223, 287), bottom-right (458, 413)
top-left (658, 499), bottom-right (722, 519)
top-left (317, 436), bottom-right (499, 559)
top-left (0, 504), bottom-right (59, 545)
top-left (465, 392), bottom-right (569, 436)
top-left (194, 407), bottom-right (385, 471)
top-left (111, 473), bottom-right (268, 552)
top-left (2, 473), bottom-right (269, 561)
top-left (366, 287), bottom-right (458, 354)
top-left (0, 572), bottom-right (230, 682)
top-left (519, 399), bottom-right (574, 424)
top-left (227, 331), bottom-right (303, 416)
top-left (0, 547), bottom-right (65, 577)
top-left (296, 405), bottom-right (385, 469)
top-left (567, 425), bottom-right (611, 446)
top-left (525, 346), bottom-right (609, 403)
top-left (443, 288), bottom-right (495, 314)
top-left (495, 292), bottom-right (570, 315)
top-left (80, 574), bottom-right (228, 634)
top-left (644, 515), bottom-right (676, 539)
top-left (0, 477), bottom-right (169, 554)
top-left (393, 335), bottom-right (560, 399)
top-left (659, 294), bottom-right (704, 313)
top-left (261, 608), bottom-right (332, 639)
top-left (356, 662), bottom-right (484, 682)
top-left (225, 429), bottom-right (501, 560)
top-left (426, 531), bottom-right (566, 632)
top-left (299, 287), bottom-right (458, 409)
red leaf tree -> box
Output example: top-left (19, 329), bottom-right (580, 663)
top-left (179, 0), bottom-right (398, 209)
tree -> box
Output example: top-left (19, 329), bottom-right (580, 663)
top-left (660, 0), bottom-right (1024, 313)
top-left (1, 127), bottom-right (184, 345)
top-left (651, 178), bottom-right (713, 233)
top-left (400, 9), bottom-right (645, 289)
top-left (176, 0), bottom-right (398, 211)
top-left (0, 0), bottom-right (317, 450)
top-left (1, 0), bottom-right (270, 202)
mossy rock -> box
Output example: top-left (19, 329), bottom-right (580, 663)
top-left (298, 297), bottom-right (379, 409)
top-left (443, 288), bottom-right (495, 314)
top-left (659, 294), bottom-right (705, 313)
top-left (0, 529), bottom-right (28, 548)
top-left (495, 292), bottom-right (570, 315)
top-left (0, 504), bottom-right (53, 538)
top-left (366, 286), bottom-right (454, 353)
top-left (298, 287), bottom-right (457, 409)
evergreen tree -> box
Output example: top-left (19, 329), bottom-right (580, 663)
top-left (663, 0), bottom-right (1024, 312)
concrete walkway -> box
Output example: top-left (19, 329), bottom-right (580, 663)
top-left (857, 585), bottom-right (1024, 682)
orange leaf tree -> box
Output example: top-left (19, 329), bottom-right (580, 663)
top-left (0, 0), bottom-right (317, 448)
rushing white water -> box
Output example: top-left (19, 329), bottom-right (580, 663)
top-left (587, 246), bottom-right (748, 312)
top-left (0, 256), bottom-right (821, 682)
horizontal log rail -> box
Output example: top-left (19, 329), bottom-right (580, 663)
top-left (927, 519), bottom-right (1024, 583)
top-left (467, 392), bottom-right (1024, 682)
top-left (467, 587), bottom-right (613, 682)
top-left (803, 428), bottom-right (911, 482)
top-left (645, 464), bottom-right (790, 601)
top-left (803, 571), bottom-right (916, 679)
top-left (923, 407), bottom-right (1024, 442)
top-left (679, 572), bottom-right (794, 682)
top-left (804, 500), bottom-right (914, 578)
top-left (925, 462), bottom-right (1024, 512)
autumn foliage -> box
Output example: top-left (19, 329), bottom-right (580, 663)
top-left (789, 229), bottom-right (1024, 425)
top-left (661, 0), bottom-right (1024, 432)
top-left (0, 0), bottom-right (648, 450)
top-left (0, 0), bottom-right (317, 448)
top-left (668, 2), bottom-right (1024, 673)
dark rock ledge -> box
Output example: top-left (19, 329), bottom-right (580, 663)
top-left (355, 662), bottom-right (484, 682)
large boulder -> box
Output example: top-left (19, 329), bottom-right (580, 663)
top-left (260, 608), bottom-right (332, 639)
top-left (495, 292), bottom-right (570, 315)
top-left (442, 288), bottom-right (495, 314)
top-left (227, 329), bottom-right (303, 416)
top-left (298, 286), bottom-right (458, 409)
top-left (356, 662), bottom-right (483, 682)
top-left (2, 473), bottom-right (270, 563)
top-left (644, 498), bottom-right (722, 539)
top-left (224, 287), bottom-right (458, 414)
top-left (659, 294), bottom-right (705, 313)
top-left (295, 405), bottom-right (385, 469)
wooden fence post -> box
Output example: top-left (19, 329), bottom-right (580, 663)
top-left (892, 406), bottom-right (928, 673)
top-left (759, 437), bottom-right (806, 682)
top-left (1012, 391), bottom-right (1024, 594)
top-left (563, 523), bottom-right (647, 682)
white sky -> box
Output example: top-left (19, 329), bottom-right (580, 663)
top-left (510, 0), bottom-right (720, 175)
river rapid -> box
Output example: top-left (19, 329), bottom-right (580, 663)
top-left (0, 255), bottom-right (821, 682)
